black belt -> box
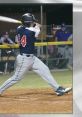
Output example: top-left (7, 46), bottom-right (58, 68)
top-left (20, 53), bottom-right (33, 57)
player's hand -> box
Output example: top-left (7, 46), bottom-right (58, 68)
top-left (33, 22), bottom-right (42, 28)
top-left (36, 22), bottom-right (42, 28)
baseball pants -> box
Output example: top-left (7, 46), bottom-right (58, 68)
top-left (0, 54), bottom-right (59, 94)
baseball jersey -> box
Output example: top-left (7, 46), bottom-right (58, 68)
top-left (17, 25), bottom-right (40, 54)
top-left (55, 29), bottom-right (72, 41)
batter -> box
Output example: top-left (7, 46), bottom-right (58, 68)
top-left (0, 13), bottom-right (72, 96)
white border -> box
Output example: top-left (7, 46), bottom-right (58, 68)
top-left (0, 0), bottom-right (82, 117)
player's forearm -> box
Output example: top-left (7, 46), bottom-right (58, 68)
top-left (35, 23), bottom-right (42, 28)
top-left (34, 23), bottom-right (41, 38)
top-left (34, 22), bottom-right (42, 29)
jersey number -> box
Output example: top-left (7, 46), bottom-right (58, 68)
top-left (21, 35), bottom-right (27, 47)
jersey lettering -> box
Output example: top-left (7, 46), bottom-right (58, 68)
top-left (21, 35), bottom-right (27, 47)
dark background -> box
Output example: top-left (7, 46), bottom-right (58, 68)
top-left (0, 4), bottom-right (72, 25)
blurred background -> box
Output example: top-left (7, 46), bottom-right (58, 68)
top-left (0, 4), bottom-right (73, 74)
top-left (0, 3), bottom-right (73, 114)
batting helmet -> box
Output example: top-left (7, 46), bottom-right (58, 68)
top-left (21, 13), bottom-right (37, 24)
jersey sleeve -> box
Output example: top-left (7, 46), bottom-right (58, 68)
top-left (34, 25), bottom-right (40, 38)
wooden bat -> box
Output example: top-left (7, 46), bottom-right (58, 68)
top-left (0, 16), bottom-right (21, 23)
top-left (0, 16), bottom-right (41, 27)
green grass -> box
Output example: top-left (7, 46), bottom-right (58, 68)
top-left (0, 70), bottom-right (72, 89)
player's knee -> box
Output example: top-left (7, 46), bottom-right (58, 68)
top-left (44, 65), bottom-right (49, 72)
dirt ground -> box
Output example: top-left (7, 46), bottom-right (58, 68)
top-left (0, 88), bottom-right (72, 114)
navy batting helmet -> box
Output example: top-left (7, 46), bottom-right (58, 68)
top-left (21, 13), bottom-right (37, 24)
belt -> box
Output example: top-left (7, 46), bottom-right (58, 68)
top-left (20, 53), bottom-right (33, 57)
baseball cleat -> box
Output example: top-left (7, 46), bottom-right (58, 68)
top-left (64, 87), bottom-right (72, 93)
top-left (55, 86), bottom-right (72, 96)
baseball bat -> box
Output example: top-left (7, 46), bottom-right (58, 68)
top-left (0, 16), bottom-right (21, 23)
top-left (0, 16), bottom-right (41, 27)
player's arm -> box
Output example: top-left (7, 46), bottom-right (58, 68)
top-left (16, 27), bottom-right (21, 46)
top-left (33, 22), bottom-right (41, 38)
top-left (0, 37), bottom-right (15, 48)
top-left (6, 38), bottom-right (16, 48)
top-left (14, 35), bottom-right (20, 46)
top-left (0, 38), bottom-right (10, 45)
top-left (7, 38), bottom-right (14, 44)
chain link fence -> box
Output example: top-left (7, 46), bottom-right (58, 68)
top-left (0, 25), bottom-right (73, 74)
top-left (36, 25), bottom-right (73, 69)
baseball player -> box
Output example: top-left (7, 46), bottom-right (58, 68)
top-left (0, 13), bottom-right (72, 96)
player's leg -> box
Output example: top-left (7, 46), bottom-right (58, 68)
top-left (32, 56), bottom-right (72, 96)
top-left (0, 55), bottom-right (33, 94)
top-left (32, 56), bottom-right (59, 90)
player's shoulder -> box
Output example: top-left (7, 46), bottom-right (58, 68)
top-left (25, 27), bottom-right (35, 32)
top-left (26, 26), bottom-right (40, 33)
top-left (17, 25), bottom-right (24, 33)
